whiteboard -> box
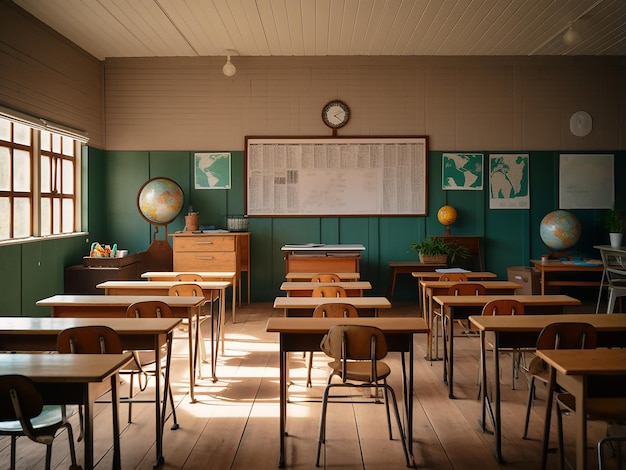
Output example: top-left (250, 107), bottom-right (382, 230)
top-left (559, 154), bottom-right (614, 209)
top-left (245, 136), bottom-right (428, 216)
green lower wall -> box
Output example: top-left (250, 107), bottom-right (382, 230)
top-left (1, 148), bottom-right (624, 315)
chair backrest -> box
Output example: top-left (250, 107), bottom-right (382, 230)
top-left (168, 282), bottom-right (203, 297)
top-left (312, 285), bottom-right (347, 298)
top-left (313, 303), bottom-right (359, 318)
top-left (174, 273), bottom-right (204, 282)
top-left (57, 325), bottom-right (123, 354)
top-left (0, 375), bottom-right (43, 422)
top-left (311, 273), bottom-right (341, 283)
top-left (482, 299), bottom-right (525, 316)
top-left (439, 273), bottom-right (468, 282)
top-left (127, 300), bottom-right (174, 318)
top-left (536, 322), bottom-right (597, 350)
top-left (448, 283), bottom-right (486, 296)
top-left (321, 324), bottom-right (388, 361)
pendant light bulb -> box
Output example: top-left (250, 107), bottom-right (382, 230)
top-left (222, 55), bottom-right (236, 77)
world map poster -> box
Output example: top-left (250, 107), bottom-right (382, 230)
top-left (489, 154), bottom-right (530, 209)
top-left (442, 153), bottom-right (483, 190)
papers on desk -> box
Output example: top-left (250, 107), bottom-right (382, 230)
top-left (436, 268), bottom-right (470, 273)
top-left (283, 243), bottom-right (325, 248)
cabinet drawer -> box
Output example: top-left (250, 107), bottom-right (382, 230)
top-left (174, 251), bottom-right (236, 271)
top-left (174, 236), bottom-right (235, 252)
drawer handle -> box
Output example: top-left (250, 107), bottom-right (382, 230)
top-left (196, 256), bottom-right (215, 260)
top-left (196, 242), bottom-right (214, 245)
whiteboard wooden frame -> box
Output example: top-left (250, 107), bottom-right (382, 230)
top-left (245, 136), bottom-right (428, 217)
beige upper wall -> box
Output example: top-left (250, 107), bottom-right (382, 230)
top-left (1, 1), bottom-right (624, 152)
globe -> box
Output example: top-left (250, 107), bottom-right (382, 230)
top-left (437, 205), bottom-right (457, 226)
top-left (539, 210), bottom-right (581, 251)
top-left (137, 177), bottom-right (184, 225)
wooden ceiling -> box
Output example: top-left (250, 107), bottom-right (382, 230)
top-left (13, 0), bottom-right (626, 60)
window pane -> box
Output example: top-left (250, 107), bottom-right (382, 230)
top-left (13, 149), bottom-right (31, 192)
top-left (62, 136), bottom-right (74, 156)
top-left (62, 199), bottom-right (74, 233)
top-left (52, 198), bottom-right (60, 233)
top-left (52, 134), bottom-right (61, 153)
top-left (61, 159), bottom-right (74, 194)
top-left (41, 130), bottom-right (51, 151)
top-left (0, 119), bottom-right (9, 141)
top-left (0, 147), bottom-right (9, 190)
top-left (41, 197), bottom-right (51, 236)
top-left (13, 123), bottom-right (30, 145)
top-left (41, 155), bottom-right (51, 192)
top-left (0, 198), bottom-right (9, 239)
top-left (13, 198), bottom-right (31, 238)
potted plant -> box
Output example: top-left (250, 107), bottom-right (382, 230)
top-left (605, 203), bottom-right (624, 248)
top-left (409, 236), bottom-right (470, 264)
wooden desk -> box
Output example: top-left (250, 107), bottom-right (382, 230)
top-left (538, 348), bottom-right (626, 470)
top-left (273, 296), bottom-right (391, 317)
top-left (0, 351), bottom-right (131, 470)
top-left (266, 316), bottom-right (429, 468)
top-left (530, 259), bottom-right (603, 295)
top-left (282, 244), bottom-right (364, 274)
top-left (285, 272), bottom-right (360, 282)
top-left (387, 261), bottom-right (445, 300)
top-left (279, 281), bottom-right (372, 297)
top-left (141, 271), bottom-right (237, 320)
top-left (432, 294), bottom-right (581, 398)
top-left (420, 280), bottom-right (522, 361)
top-left (469, 314), bottom-right (626, 464)
top-left (35, 294), bottom-right (210, 400)
top-left (0, 317), bottom-right (180, 468)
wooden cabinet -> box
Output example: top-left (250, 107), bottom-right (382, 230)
top-left (282, 244), bottom-right (364, 275)
top-left (433, 235), bottom-right (483, 271)
top-left (171, 232), bottom-right (250, 304)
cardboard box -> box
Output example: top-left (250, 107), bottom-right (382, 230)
top-left (507, 266), bottom-right (540, 295)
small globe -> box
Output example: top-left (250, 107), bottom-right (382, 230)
top-left (137, 177), bottom-right (184, 225)
top-left (438, 205), bottom-right (457, 226)
top-left (539, 210), bottom-right (581, 251)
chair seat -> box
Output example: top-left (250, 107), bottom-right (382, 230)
top-left (328, 360), bottom-right (391, 382)
top-left (0, 405), bottom-right (77, 433)
top-left (557, 393), bottom-right (626, 421)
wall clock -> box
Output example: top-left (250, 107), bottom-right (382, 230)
top-left (569, 111), bottom-right (592, 137)
top-left (322, 100), bottom-right (350, 130)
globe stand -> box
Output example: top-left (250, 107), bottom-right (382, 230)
top-left (144, 225), bottom-right (173, 272)
top-left (444, 224), bottom-right (452, 236)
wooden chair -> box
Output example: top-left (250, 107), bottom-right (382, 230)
top-left (0, 374), bottom-right (80, 470)
top-left (311, 273), bottom-right (341, 283)
top-left (311, 285), bottom-right (347, 298)
top-left (125, 301), bottom-right (179, 429)
top-left (438, 273), bottom-right (468, 282)
top-left (316, 324), bottom-right (409, 467)
top-left (306, 303), bottom-right (359, 387)
top-left (523, 322), bottom-right (597, 442)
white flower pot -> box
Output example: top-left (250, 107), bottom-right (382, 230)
top-left (609, 232), bottom-right (623, 248)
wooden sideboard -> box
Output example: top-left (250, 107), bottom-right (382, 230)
top-left (171, 232), bottom-right (250, 304)
top-left (433, 235), bottom-right (483, 271)
top-left (281, 244), bottom-right (364, 275)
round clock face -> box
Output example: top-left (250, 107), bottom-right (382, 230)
top-left (322, 100), bottom-right (350, 129)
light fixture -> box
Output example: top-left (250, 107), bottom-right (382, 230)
top-left (222, 54), bottom-right (236, 77)
top-left (563, 24), bottom-right (581, 46)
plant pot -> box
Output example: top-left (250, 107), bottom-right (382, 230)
top-left (609, 232), bottom-right (623, 248)
top-left (419, 254), bottom-right (447, 264)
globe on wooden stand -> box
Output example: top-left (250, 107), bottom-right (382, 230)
top-left (437, 205), bottom-right (457, 235)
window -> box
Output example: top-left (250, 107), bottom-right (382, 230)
top-left (0, 112), bottom-right (85, 241)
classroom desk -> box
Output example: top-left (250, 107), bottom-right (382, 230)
top-left (141, 271), bottom-right (237, 319)
top-left (432, 294), bottom-right (581, 398)
top-left (530, 259), bottom-right (603, 295)
top-left (539, 348), bottom-right (626, 470)
top-left (273, 296), bottom-right (391, 317)
top-left (412, 271), bottom-right (497, 314)
top-left (469, 314), bottom-right (626, 464)
top-left (285, 272), bottom-right (360, 281)
top-left (266, 316), bottom-right (429, 468)
top-left (35, 294), bottom-right (210, 400)
top-left (420, 280), bottom-right (522, 361)
top-left (0, 352), bottom-right (131, 470)
top-left (279, 281), bottom-right (372, 297)
top-left (0, 316), bottom-right (180, 469)
top-left (387, 261), bottom-right (445, 300)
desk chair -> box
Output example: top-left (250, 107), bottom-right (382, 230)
top-left (600, 249), bottom-right (626, 313)
top-left (430, 274), bottom-right (468, 358)
top-left (311, 273), bottom-right (341, 282)
top-left (0, 374), bottom-right (79, 470)
top-left (126, 301), bottom-right (179, 429)
top-left (306, 303), bottom-right (359, 387)
top-left (598, 434), bottom-right (626, 470)
top-left (312, 285), bottom-right (347, 298)
top-left (316, 324), bottom-right (409, 467)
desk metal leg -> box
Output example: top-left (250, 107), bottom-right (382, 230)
top-left (83, 386), bottom-right (94, 470)
top-left (493, 334), bottom-right (503, 463)
top-left (154, 335), bottom-right (165, 468)
top-left (110, 374), bottom-right (122, 470)
top-left (541, 367), bottom-right (557, 470)
top-left (279, 344), bottom-right (287, 468)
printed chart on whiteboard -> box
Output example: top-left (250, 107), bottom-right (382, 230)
top-left (245, 137), bottom-right (428, 216)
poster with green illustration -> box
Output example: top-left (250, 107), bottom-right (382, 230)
top-left (442, 153), bottom-right (483, 190)
top-left (195, 152), bottom-right (231, 189)
top-left (489, 154), bottom-right (529, 209)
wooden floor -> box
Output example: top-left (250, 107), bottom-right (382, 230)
top-left (2, 300), bottom-right (624, 470)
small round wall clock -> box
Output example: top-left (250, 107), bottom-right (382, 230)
top-left (322, 100), bottom-right (350, 129)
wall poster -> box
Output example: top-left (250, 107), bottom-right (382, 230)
top-left (245, 136), bottom-right (428, 216)
top-left (194, 152), bottom-right (231, 189)
top-left (489, 153), bottom-right (530, 209)
top-left (442, 153), bottom-right (483, 190)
